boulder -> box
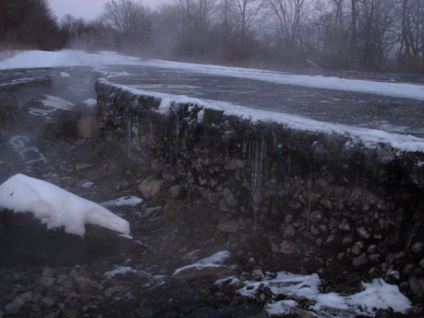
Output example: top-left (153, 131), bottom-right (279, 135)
top-left (138, 176), bottom-right (163, 199)
top-left (170, 184), bottom-right (185, 199)
top-left (217, 220), bottom-right (240, 233)
top-left (77, 116), bottom-right (98, 138)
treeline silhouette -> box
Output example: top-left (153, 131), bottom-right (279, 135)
top-left (0, 0), bottom-right (64, 50)
top-left (2, 0), bottom-right (424, 73)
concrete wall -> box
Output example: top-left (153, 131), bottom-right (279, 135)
top-left (96, 81), bottom-right (424, 298)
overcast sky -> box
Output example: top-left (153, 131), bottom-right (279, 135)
top-left (48, 0), bottom-right (171, 21)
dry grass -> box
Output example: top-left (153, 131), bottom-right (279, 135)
top-left (0, 42), bottom-right (38, 62)
top-left (0, 49), bottom-right (15, 62)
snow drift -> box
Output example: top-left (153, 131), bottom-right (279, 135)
top-left (0, 50), bottom-right (143, 70)
top-left (0, 174), bottom-right (130, 236)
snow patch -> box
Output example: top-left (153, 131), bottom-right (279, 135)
top-left (197, 109), bottom-right (205, 122)
top-left (173, 250), bottom-right (231, 275)
top-left (38, 94), bottom-right (75, 111)
top-left (81, 181), bottom-right (94, 188)
top-left (82, 98), bottom-right (97, 108)
top-left (347, 279), bottom-right (411, 316)
top-left (217, 272), bottom-right (411, 317)
top-left (265, 300), bottom-right (298, 316)
top-left (104, 266), bottom-right (136, 279)
top-left (0, 174), bottom-right (130, 236)
top-left (60, 72), bottom-right (70, 78)
top-left (156, 98), bottom-right (173, 115)
top-left (101, 196), bottom-right (143, 208)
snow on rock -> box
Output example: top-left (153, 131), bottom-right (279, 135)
top-left (0, 174), bottom-right (130, 236)
top-left (104, 266), bottom-right (137, 279)
top-left (346, 279), bottom-right (411, 316)
top-left (101, 196), bottom-right (143, 208)
top-left (218, 271), bottom-right (411, 317)
top-left (173, 250), bottom-right (231, 276)
top-left (156, 98), bottom-right (173, 115)
top-left (264, 300), bottom-right (299, 317)
top-left (36, 94), bottom-right (75, 111)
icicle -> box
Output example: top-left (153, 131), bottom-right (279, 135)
top-left (242, 140), bottom-right (247, 159)
top-left (251, 138), bottom-right (266, 229)
top-left (287, 142), bottom-right (291, 180)
top-left (306, 169), bottom-right (312, 232)
top-left (125, 114), bottom-right (132, 155)
top-left (395, 210), bottom-right (403, 244)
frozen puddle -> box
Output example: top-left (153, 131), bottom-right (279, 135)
top-left (216, 271), bottom-right (411, 317)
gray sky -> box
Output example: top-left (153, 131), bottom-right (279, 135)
top-left (48, 0), bottom-right (171, 21)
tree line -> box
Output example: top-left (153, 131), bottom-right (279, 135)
top-left (0, 0), bottom-right (64, 50)
top-left (2, 0), bottom-right (424, 73)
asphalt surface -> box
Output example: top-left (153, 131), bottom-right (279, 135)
top-left (104, 65), bottom-right (424, 138)
top-left (1, 65), bottom-right (424, 138)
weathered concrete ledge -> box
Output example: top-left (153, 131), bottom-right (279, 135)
top-left (96, 80), bottom-right (424, 298)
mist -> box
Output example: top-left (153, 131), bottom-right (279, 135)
top-left (53, 0), bottom-right (424, 75)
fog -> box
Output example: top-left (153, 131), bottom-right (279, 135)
top-left (48, 0), bottom-right (171, 20)
top-left (55, 0), bottom-right (424, 75)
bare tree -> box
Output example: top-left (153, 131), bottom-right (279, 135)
top-left (103, 0), bottom-right (152, 48)
top-left (265, 0), bottom-right (314, 65)
top-left (160, 0), bottom-right (217, 59)
top-left (213, 0), bottom-right (267, 61)
top-left (233, 0), bottom-right (267, 43)
top-left (397, 0), bottom-right (424, 71)
top-left (136, 0), bottom-right (424, 71)
top-left (361, 0), bottom-right (396, 69)
top-left (310, 0), bottom-right (351, 68)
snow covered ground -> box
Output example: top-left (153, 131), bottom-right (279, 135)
top-left (0, 50), bottom-right (142, 69)
top-left (216, 271), bottom-right (411, 317)
top-left (169, 250), bottom-right (412, 317)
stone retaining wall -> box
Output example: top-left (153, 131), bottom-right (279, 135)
top-left (96, 81), bottom-right (424, 298)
